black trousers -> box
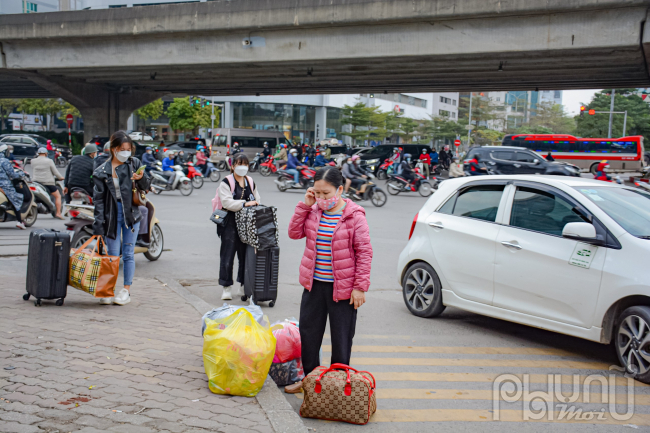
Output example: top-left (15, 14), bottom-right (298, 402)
top-left (218, 216), bottom-right (246, 287)
top-left (299, 280), bottom-right (357, 376)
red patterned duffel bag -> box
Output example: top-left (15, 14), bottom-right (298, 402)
top-left (299, 363), bottom-right (376, 425)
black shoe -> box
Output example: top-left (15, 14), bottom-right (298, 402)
top-left (136, 240), bottom-right (150, 248)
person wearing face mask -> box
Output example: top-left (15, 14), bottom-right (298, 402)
top-left (64, 143), bottom-right (97, 203)
top-left (342, 155), bottom-right (367, 196)
top-left (215, 153), bottom-right (261, 301)
top-left (94, 143), bottom-right (111, 170)
top-left (321, 143), bottom-right (331, 160)
top-left (262, 142), bottom-right (272, 160)
top-left (162, 150), bottom-right (177, 185)
top-left (399, 153), bottom-right (416, 185)
top-left (285, 167), bottom-right (373, 393)
top-left (285, 148), bottom-right (301, 184)
top-left (0, 144), bottom-right (26, 229)
top-left (142, 146), bottom-right (156, 173)
top-left (93, 131), bottom-right (151, 306)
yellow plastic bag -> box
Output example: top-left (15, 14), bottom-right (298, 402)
top-left (203, 308), bottom-right (276, 397)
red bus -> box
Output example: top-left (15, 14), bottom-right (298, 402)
top-left (502, 134), bottom-right (644, 173)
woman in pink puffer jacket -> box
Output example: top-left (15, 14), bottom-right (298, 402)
top-left (285, 167), bottom-right (373, 393)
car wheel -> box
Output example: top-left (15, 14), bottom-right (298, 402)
top-left (615, 306), bottom-right (650, 383)
top-left (402, 262), bottom-right (445, 318)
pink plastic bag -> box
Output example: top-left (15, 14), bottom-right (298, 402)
top-left (271, 321), bottom-right (301, 363)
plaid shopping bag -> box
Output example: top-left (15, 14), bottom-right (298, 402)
top-left (68, 236), bottom-right (119, 298)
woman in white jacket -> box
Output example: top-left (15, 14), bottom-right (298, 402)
top-left (215, 153), bottom-right (261, 300)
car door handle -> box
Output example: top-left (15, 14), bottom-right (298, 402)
top-left (501, 241), bottom-right (522, 250)
top-left (429, 222), bottom-right (444, 229)
top-left (513, 164), bottom-right (521, 168)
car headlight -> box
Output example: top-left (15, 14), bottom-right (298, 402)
top-left (366, 159), bottom-right (379, 165)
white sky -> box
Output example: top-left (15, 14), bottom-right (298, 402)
top-left (562, 89), bottom-right (601, 115)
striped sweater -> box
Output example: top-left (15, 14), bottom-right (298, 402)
top-left (313, 204), bottom-right (346, 282)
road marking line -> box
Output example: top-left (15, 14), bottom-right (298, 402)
top-left (294, 389), bottom-right (649, 405)
top-left (347, 357), bottom-right (610, 370)
top-left (371, 409), bottom-right (650, 424)
top-left (369, 372), bottom-right (648, 387)
top-left (322, 345), bottom-right (578, 356)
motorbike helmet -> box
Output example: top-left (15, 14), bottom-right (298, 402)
top-left (146, 147), bottom-right (152, 151)
top-left (263, 142), bottom-right (268, 146)
top-left (404, 153), bottom-right (412, 160)
top-left (289, 149), bottom-right (298, 155)
top-left (196, 145), bottom-right (202, 150)
top-left (46, 140), bottom-right (52, 145)
top-left (393, 147), bottom-right (398, 153)
top-left (351, 154), bottom-right (360, 163)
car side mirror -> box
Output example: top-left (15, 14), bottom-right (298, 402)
top-left (562, 222), bottom-right (596, 240)
top-left (533, 159), bottom-right (540, 165)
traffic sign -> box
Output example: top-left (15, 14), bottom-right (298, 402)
top-left (66, 114), bottom-right (73, 126)
top-left (211, 114), bottom-right (216, 120)
top-left (454, 139), bottom-right (461, 147)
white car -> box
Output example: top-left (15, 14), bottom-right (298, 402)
top-left (129, 132), bottom-right (153, 141)
top-left (398, 175), bottom-right (650, 381)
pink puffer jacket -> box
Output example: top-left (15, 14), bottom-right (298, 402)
top-left (288, 199), bottom-right (373, 301)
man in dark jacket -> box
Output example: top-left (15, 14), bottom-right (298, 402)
top-left (93, 143), bottom-right (111, 170)
top-left (64, 143), bottom-right (97, 203)
top-left (141, 147), bottom-right (156, 172)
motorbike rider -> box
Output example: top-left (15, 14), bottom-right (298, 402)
top-left (64, 143), bottom-right (97, 203)
top-left (321, 143), bottom-right (331, 160)
top-left (342, 155), bottom-right (368, 196)
top-left (285, 148), bottom-right (301, 185)
top-left (448, 156), bottom-right (465, 178)
top-left (262, 142), bottom-right (272, 160)
top-left (5, 146), bottom-right (15, 161)
top-left (440, 145), bottom-right (452, 169)
top-left (94, 143), bottom-right (111, 170)
top-left (388, 147), bottom-right (401, 172)
top-left (468, 154), bottom-right (487, 176)
top-left (399, 153), bottom-right (416, 186)
top-left (31, 147), bottom-right (65, 219)
top-left (162, 150), bottom-right (177, 186)
top-left (275, 143), bottom-right (288, 168)
top-left (545, 151), bottom-right (555, 162)
top-left (142, 146), bottom-right (157, 173)
top-left (419, 148), bottom-right (431, 179)
top-left (195, 146), bottom-right (208, 175)
top-left (305, 143), bottom-right (317, 166)
top-left (314, 151), bottom-right (327, 167)
top-left (0, 144), bottom-right (26, 229)
top-left (595, 160), bottom-right (616, 182)
top-left (430, 148), bottom-right (439, 166)
top-left (174, 150), bottom-right (187, 166)
top-left (46, 140), bottom-right (55, 161)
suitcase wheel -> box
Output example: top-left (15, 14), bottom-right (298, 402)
top-left (56, 299), bottom-right (64, 306)
top-left (269, 301), bottom-right (275, 308)
top-left (34, 299), bottom-right (41, 307)
top-left (22, 293), bottom-right (30, 301)
top-left (241, 295), bottom-right (248, 302)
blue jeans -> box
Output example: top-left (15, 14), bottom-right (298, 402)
top-left (105, 201), bottom-right (140, 287)
top-left (285, 168), bottom-right (299, 183)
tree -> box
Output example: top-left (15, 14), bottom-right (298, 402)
top-left (473, 128), bottom-right (505, 145)
top-left (134, 99), bottom-right (164, 133)
top-left (418, 116), bottom-right (466, 146)
top-left (527, 101), bottom-right (575, 134)
top-left (341, 102), bottom-right (377, 145)
top-left (0, 99), bottom-right (18, 131)
top-left (165, 97), bottom-right (215, 135)
top-left (458, 93), bottom-right (501, 129)
top-left (576, 89), bottom-right (650, 145)
top-left (58, 102), bottom-right (81, 121)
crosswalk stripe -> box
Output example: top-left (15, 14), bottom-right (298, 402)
top-left (369, 372), bottom-right (648, 387)
top-left (371, 409), bottom-right (650, 425)
top-left (347, 357), bottom-right (610, 370)
top-left (293, 389), bottom-right (649, 405)
top-left (322, 345), bottom-right (577, 356)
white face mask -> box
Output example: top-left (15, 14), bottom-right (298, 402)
top-left (115, 150), bottom-right (131, 163)
top-left (234, 165), bottom-right (249, 177)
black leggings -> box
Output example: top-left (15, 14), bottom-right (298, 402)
top-left (217, 216), bottom-right (247, 287)
top-left (299, 280), bottom-right (357, 376)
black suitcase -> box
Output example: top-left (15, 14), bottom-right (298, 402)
top-left (24, 229), bottom-right (70, 306)
top-left (243, 245), bottom-right (279, 307)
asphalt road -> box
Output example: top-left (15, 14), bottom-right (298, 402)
top-left (1, 169), bottom-right (648, 431)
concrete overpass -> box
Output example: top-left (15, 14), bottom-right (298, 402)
top-left (1, 0), bottom-right (650, 140)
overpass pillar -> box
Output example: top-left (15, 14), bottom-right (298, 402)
top-left (27, 75), bottom-right (161, 143)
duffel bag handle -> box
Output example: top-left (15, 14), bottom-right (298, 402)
top-left (315, 365), bottom-right (352, 396)
top-left (329, 363), bottom-right (376, 389)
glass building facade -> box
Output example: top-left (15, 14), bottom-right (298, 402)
top-left (231, 102), bottom-right (318, 143)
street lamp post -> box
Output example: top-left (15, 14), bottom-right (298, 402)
top-left (467, 92), bottom-right (473, 146)
top-left (608, 89), bottom-right (616, 138)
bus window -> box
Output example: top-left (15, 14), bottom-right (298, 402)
top-left (232, 137), bottom-right (260, 148)
top-left (528, 140), bottom-right (549, 152)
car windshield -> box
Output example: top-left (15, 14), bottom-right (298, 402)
top-left (33, 136), bottom-right (48, 145)
top-left (576, 187), bottom-right (650, 238)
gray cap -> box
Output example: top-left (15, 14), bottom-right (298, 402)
top-left (84, 143), bottom-right (98, 154)
top-left (103, 143), bottom-right (110, 152)
top-left (37, 147), bottom-right (48, 154)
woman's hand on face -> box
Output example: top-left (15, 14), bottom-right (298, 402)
top-left (350, 289), bottom-right (366, 309)
top-left (304, 187), bottom-right (316, 206)
top-left (244, 201), bottom-right (258, 207)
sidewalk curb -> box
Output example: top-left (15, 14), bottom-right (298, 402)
top-left (155, 276), bottom-right (308, 433)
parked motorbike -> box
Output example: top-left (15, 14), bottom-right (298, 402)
top-left (259, 156), bottom-right (278, 177)
top-left (150, 162), bottom-right (193, 196)
top-left (65, 201), bottom-right (164, 261)
top-left (387, 171), bottom-right (433, 197)
top-left (376, 158), bottom-right (396, 180)
top-left (0, 177), bottom-right (38, 227)
top-left (185, 162), bottom-right (204, 189)
top-left (275, 166), bottom-right (316, 191)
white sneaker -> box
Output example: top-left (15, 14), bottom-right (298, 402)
top-left (113, 288), bottom-right (130, 306)
top-left (99, 297), bottom-right (113, 305)
top-left (235, 285), bottom-right (244, 297)
top-left (221, 286), bottom-right (232, 300)
top-left (16, 222), bottom-right (26, 230)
